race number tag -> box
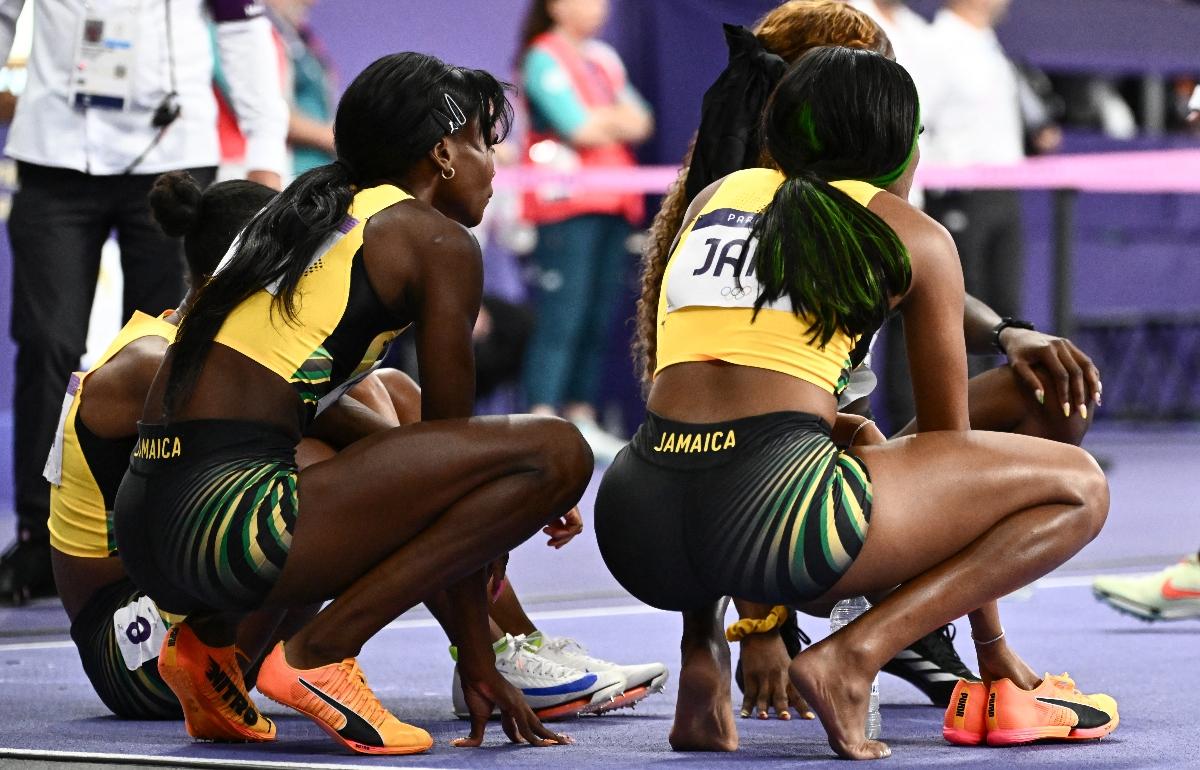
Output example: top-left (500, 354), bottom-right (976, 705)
top-left (663, 208), bottom-right (792, 313)
top-left (113, 594), bottom-right (169, 671)
top-left (69, 3), bottom-right (139, 110)
top-left (42, 374), bottom-right (81, 487)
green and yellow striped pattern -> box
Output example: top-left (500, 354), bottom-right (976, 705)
top-left (691, 429), bottom-right (871, 603)
top-left (164, 457), bottom-right (298, 610)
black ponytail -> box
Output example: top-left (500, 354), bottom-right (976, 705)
top-left (685, 24), bottom-right (786, 202)
top-left (749, 46), bottom-right (918, 347)
top-left (163, 52), bottom-right (512, 418)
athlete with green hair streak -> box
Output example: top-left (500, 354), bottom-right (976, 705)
top-left (595, 46), bottom-right (1114, 760)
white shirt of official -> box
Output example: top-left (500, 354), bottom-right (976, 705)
top-left (849, 1), bottom-right (941, 108)
top-left (923, 8), bottom-right (1024, 167)
top-left (0, 0), bottom-right (288, 176)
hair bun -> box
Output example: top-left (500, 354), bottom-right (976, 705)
top-left (149, 171), bottom-right (203, 238)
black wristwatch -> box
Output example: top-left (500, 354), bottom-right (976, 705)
top-left (991, 317), bottom-right (1036, 355)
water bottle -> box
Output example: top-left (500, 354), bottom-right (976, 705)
top-left (830, 596), bottom-right (881, 740)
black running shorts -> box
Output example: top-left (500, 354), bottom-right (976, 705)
top-left (595, 411), bottom-right (872, 611)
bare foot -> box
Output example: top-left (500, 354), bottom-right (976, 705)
top-left (669, 651), bottom-right (738, 751)
top-left (976, 641), bottom-right (1040, 689)
top-left (789, 641), bottom-right (890, 760)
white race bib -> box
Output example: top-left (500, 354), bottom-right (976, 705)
top-left (665, 207), bottom-right (793, 314)
top-left (43, 374), bottom-right (82, 487)
top-left (112, 594), bottom-right (169, 672)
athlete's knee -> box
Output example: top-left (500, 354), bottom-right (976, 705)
top-left (531, 416), bottom-right (594, 503)
top-left (1054, 446), bottom-right (1109, 542)
top-left (374, 368), bottom-right (421, 424)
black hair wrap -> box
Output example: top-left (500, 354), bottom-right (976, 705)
top-left (684, 24), bottom-right (787, 202)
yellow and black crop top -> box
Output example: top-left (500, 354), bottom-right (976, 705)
top-left (213, 184), bottom-right (412, 424)
top-left (47, 311), bottom-right (177, 558)
top-left (656, 168), bottom-right (883, 394)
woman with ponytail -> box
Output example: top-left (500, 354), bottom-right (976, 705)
top-left (47, 172), bottom-right (276, 722)
top-left (639, 0), bottom-right (1104, 720)
top-left (595, 47), bottom-right (1113, 759)
top-left (113, 53), bottom-right (591, 755)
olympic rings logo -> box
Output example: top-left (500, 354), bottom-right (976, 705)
top-left (721, 286), bottom-right (749, 299)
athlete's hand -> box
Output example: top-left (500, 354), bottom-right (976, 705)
top-left (739, 633), bottom-right (814, 720)
top-left (832, 413), bottom-right (886, 449)
top-left (1002, 329), bottom-right (1101, 418)
top-left (452, 663), bottom-right (572, 748)
top-left (543, 507), bottom-right (584, 549)
top-left (486, 553), bottom-right (509, 602)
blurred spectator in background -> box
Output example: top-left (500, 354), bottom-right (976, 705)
top-left (0, 0), bottom-right (287, 604)
top-left (517, 0), bottom-right (652, 463)
top-left (879, 0), bottom-right (1059, 426)
top-left (265, 0), bottom-right (336, 177)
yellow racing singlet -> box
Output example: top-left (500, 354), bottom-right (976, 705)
top-left (655, 168), bottom-right (883, 394)
top-left (213, 184), bottom-right (412, 423)
top-left (47, 312), bottom-right (177, 558)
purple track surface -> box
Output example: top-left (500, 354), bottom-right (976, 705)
top-left (1, 428), bottom-right (1197, 769)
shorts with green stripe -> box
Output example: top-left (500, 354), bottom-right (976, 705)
top-left (70, 577), bottom-right (182, 719)
top-left (595, 411), bottom-right (872, 611)
top-left (114, 420), bottom-right (299, 616)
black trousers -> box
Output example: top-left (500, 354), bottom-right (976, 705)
top-left (8, 162), bottom-right (216, 539)
top-left (882, 189), bottom-right (1025, 428)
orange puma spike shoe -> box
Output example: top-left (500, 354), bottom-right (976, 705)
top-left (256, 643), bottom-right (433, 755)
top-left (156, 623), bottom-right (276, 742)
top-left (986, 673), bottom-right (1119, 746)
top-left (943, 678), bottom-right (988, 745)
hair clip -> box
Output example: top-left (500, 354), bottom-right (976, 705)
top-left (434, 93), bottom-right (468, 134)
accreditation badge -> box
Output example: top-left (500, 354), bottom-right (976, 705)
top-left (69, 1), bottom-right (141, 111)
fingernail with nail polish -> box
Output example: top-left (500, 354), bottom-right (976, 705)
top-left (1036, 389), bottom-right (1045, 405)
top-left (1063, 403), bottom-right (1071, 418)
top-left (1080, 404), bottom-right (1088, 420)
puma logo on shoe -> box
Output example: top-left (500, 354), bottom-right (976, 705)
top-left (298, 678), bottom-right (384, 747)
top-left (205, 657), bottom-right (262, 726)
top-left (1034, 697), bottom-right (1112, 730)
top-left (987, 692), bottom-right (996, 718)
top-left (955, 690), bottom-right (969, 718)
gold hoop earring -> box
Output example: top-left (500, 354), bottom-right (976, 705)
top-left (441, 166), bottom-right (456, 180)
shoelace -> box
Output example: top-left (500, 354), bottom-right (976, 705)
top-left (543, 636), bottom-right (619, 668)
top-left (332, 658), bottom-right (386, 726)
top-left (915, 623), bottom-right (971, 673)
top-left (1049, 672), bottom-right (1081, 695)
top-left (509, 636), bottom-right (586, 680)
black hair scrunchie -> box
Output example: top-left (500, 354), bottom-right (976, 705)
top-left (684, 24), bottom-right (787, 202)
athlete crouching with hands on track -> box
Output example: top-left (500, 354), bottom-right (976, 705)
top-left (595, 47), bottom-right (1112, 760)
top-left (113, 52), bottom-right (592, 755)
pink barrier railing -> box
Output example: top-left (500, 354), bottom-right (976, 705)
top-left (495, 148), bottom-right (1200, 194)
top-left (496, 147), bottom-right (1200, 338)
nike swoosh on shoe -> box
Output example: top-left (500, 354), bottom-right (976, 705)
top-left (298, 678), bottom-right (384, 746)
top-left (1161, 578), bottom-right (1200, 600)
top-left (1034, 697), bottom-right (1113, 729)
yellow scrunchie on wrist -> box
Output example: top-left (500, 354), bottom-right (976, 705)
top-left (725, 605), bottom-right (789, 642)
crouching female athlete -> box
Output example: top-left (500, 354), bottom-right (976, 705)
top-left (47, 173), bottom-right (276, 720)
top-left (595, 47), bottom-right (1111, 760)
top-left (114, 52), bottom-right (591, 755)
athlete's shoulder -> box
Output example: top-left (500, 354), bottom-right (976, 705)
top-left (366, 196), bottom-right (479, 260)
top-left (724, 167), bottom-right (784, 188)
